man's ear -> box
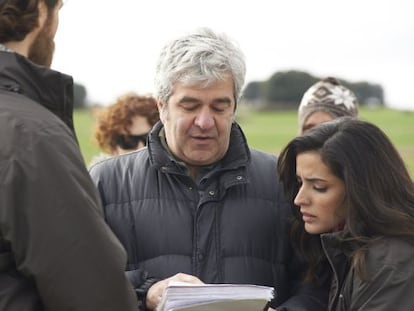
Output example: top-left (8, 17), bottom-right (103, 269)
top-left (157, 100), bottom-right (166, 123)
top-left (36, 0), bottom-right (48, 30)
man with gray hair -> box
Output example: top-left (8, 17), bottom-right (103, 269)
top-left (0, 0), bottom-right (138, 310)
top-left (90, 27), bottom-right (328, 310)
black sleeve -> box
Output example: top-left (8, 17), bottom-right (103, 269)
top-left (274, 245), bottom-right (330, 310)
top-left (1, 122), bottom-right (138, 310)
top-left (126, 269), bottom-right (160, 310)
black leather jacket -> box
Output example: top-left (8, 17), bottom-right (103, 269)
top-left (321, 232), bottom-right (414, 310)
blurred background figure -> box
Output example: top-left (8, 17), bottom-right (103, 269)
top-left (298, 77), bottom-right (358, 134)
top-left (91, 92), bottom-right (159, 164)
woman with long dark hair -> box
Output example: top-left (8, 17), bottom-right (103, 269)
top-left (278, 117), bottom-right (414, 310)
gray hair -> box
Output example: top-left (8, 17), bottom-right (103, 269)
top-left (154, 27), bottom-right (246, 107)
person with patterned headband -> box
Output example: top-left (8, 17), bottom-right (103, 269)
top-left (298, 77), bottom-right (359, 134)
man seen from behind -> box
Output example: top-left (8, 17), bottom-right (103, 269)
top-left (0, 0), bottom-right (138, 310)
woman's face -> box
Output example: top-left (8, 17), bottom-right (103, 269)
top-left (294, 151), bottom-right (346, 234)
top-left (115, 115), bottom-right (152, 155)
top-left (301, 111), bottom-right (334, 134)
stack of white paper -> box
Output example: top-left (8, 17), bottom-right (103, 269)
top-left (157, 282), bottom-right (274, 311)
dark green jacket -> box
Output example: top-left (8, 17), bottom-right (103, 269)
top-left (0, 50), bottom-right (137, 311)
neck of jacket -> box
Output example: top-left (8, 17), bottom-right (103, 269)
top-left (0, 50), bottom-right (75, 133)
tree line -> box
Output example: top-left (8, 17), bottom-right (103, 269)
top-left (73, 70), bottom-right (384, 110)
top-left (242, 70), bottom-right (384, 110)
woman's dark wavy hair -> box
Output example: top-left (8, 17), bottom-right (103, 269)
top-left (277, 117), bottom-right (414, 280)
top-left (0, 0), bottom-right (58, 42)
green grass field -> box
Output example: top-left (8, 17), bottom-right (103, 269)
top-left (74, 107), bottom-right (414, 176)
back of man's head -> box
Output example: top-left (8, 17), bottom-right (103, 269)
top-left (0, 0), bottom-right (58, 43)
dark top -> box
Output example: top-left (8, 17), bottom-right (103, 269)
top-left (0, 50), bottom-right (137, 311)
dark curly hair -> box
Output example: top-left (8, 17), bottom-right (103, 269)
top-left (0, 0), bottom-right (58, 43)
top-left (94, 93), bottom-right (160, 154)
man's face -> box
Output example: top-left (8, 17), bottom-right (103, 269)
top-left (158, 76), bottom-right (236, 167)
top-left (28, 0), bottom-right (62, 67)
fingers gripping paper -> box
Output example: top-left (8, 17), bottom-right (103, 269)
top-left (157, 282), bottom-right (275, 311)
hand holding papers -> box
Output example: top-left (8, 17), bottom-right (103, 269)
top-left (157, 282), bottom-right (275, 311)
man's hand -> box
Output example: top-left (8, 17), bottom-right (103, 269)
top-left (146, 273), bottom-right (203, 310)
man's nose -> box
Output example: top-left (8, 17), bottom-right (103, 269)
top-left (195, 109), bottom-right (214, 129)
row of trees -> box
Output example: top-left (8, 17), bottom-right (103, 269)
top-left (73, 70), bottom-right (385, 110)
top-left (73, 82), bottom-right (87, 109)
top-left (242, 70), bottom-right (384, 110)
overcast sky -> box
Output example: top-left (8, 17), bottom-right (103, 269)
top-left (52, 0), bottom-right (413, 110)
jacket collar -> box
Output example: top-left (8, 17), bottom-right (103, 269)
top-left (321, 230), bottom-right (358, 261)
top-left (0, 50), bottom-right (75, 132)
top-left (147, 121), bottom-right (251, 172)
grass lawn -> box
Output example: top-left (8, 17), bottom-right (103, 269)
top-left (74, 106), bottom-right (414, 176)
